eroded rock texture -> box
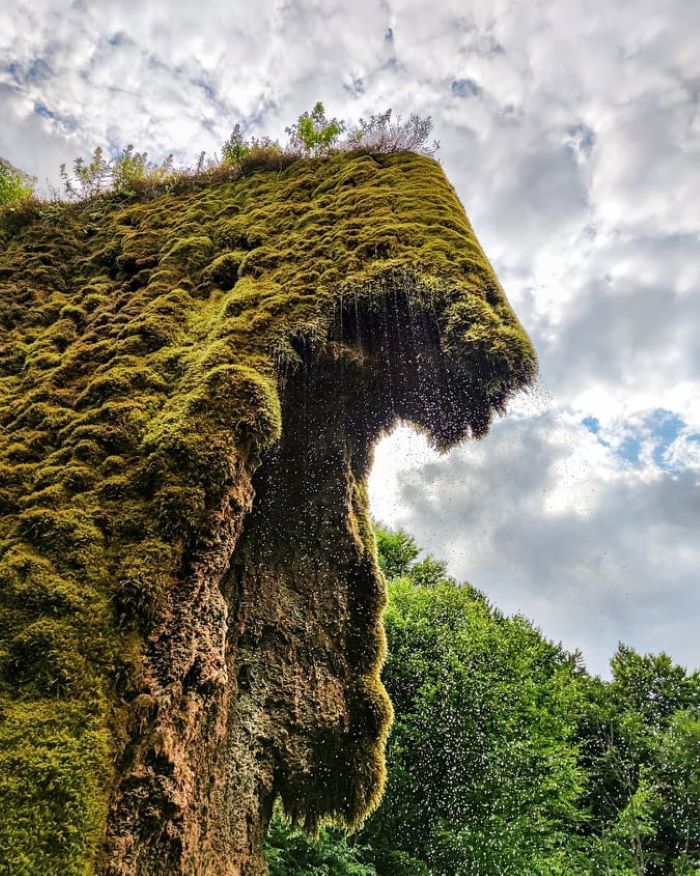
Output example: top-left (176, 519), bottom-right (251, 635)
top-left (0, 152), bottom-right (536, 874)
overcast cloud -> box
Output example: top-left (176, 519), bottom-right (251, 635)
top-left (2, 0), bottom-right (698, 676)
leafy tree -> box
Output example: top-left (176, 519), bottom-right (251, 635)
top-left (221, 123), bottom-right (252, 167)
top-left (409, 555), bottom-right (451, 589)
top-left (111, 145), bottom-right (174, 192)
top-left (374, 527), bottom-right (419, 579)
top-left (0, 158), bottom-right (35, 205)
top-left (286, 102), bottom-right (345, 157)
top-left (576, 648), bottom-right (700, 873)
top-left (265, 527), bottom-right (700, 874)
top-left (361, 535), bottom-right (586, 875)
top-left (265, 809), bottom-right (377, 875)
top-left (611, 647), bottom-right (699, 726)
top-left (650, 710), bottom-right (700, 871)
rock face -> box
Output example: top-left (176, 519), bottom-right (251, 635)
top-left (0, 152), bottom-right (536, 874)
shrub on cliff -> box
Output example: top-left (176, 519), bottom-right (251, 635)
top-left (348, 109), bottom-right (438, 157)
top-left (60, 145), bottom-right (176, 198)
top-left (286, 101), bottom-right (345, 157)
top-left (111, 145), bottom-right (174, 193)
top-left (0, 158), bottom-right (35, 205)
top-left (42, 103), bottom-right (439, 206)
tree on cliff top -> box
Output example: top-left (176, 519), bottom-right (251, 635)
top-left (0, 158), bottom-right (35, 205)
top-left (285, 101), bottom-right (345, 156)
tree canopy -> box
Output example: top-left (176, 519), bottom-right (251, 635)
top-left (0, 158), bottom-right (34, 205)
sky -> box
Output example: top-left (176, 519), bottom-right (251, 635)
top-left (1, 0), bottom-right (698, 677)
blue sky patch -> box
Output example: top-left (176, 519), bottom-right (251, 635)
top-left (5, 58), bottom-right (52, 86)
top-left (648, 410), bottom-right (685, 467)
top-left (451, 78), bottom-right (482, 98)
top-left (566, 123), bottom-right (596, 157)
top-left (582, 415), bottom-right (600, 434)
top-left (107, 31), bottom-right (129, 47)
top-left (33, 102), bottom-right (78, 132)
top-left (582, 409), bottom-right (695, 470)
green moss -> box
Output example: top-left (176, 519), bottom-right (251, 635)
top-left (161, 234), bottom-right (215, 271)
top-left (0, 701), bottom-right (111, 876)
top-left (204, 250), bottom-right (244, 290)
top-left (0, 151), bottom-right (536, 872)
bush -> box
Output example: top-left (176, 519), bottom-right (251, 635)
top-left (60, 146), bottom-right (175, 199)
top-left (47, 102), bottom-right (438, 208)
top-left (0, 158), bottom-right (35, 205)
top-left (221, 124), bottom-right (252, 167)
top-left (222, 103), bottom-right (438, 175)
top-left (347, 109), bottom-right (439, 157)
top-left (60, 147), bottom-right (111, 199)
top-left (286, 101), bottom-right (345, 157)
top-left (112, 145), bottom-right (174, 193)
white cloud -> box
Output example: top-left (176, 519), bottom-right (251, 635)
top-left (370, 417), bottom-right (699, 677)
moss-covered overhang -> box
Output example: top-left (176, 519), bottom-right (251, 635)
top-left (0, 150), bottom-right (536, 873)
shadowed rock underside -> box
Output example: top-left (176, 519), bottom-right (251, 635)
top-left (0, 151), bottom-right (536, 875)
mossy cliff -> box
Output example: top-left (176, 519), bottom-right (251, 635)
top-left (0, 151), bottom-right (536, 875)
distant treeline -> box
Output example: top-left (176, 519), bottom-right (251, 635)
top-left (266, 527), bottom-right (700, 875)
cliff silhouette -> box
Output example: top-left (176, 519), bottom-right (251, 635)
top-left (0, 151), bottom-right (536, 875)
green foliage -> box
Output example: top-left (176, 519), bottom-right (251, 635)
top-left (265, 810), bottom-right (378, 875)
top-left (364, 573), bottom-right (584, 875)
top-left (575, 648), bottom-right (700, 873)
top-left (21, 103), bottom-right (440, 212)
top-left (374, 527), bottom-right (419, 578)
top-left (222, 103), bottom-right (346, 172)
top-left (0, 158), bottom-right (35, 205)
top-left (60, 147), bottom-right (111, 199)
top-left (111, 145), bottom-right (149, 190)
top-left (221, 123), bottom-right (252, 166)
top-left (260, 528), bottom-right (698, 875)
top-left (374, 527), bottom-right (451, 587)
top-left (286, 101), bottom-right (345, 157)
top-left (5, 103), bottom-right (440, 215)
top-left (61, 145), bottom-right (176, 199)
top-left (221, 103), bottom-right (437, 177)
top-left (406, 555), bottom-right (450, 589)
top-left (111, 145), bottom-right (174, 193)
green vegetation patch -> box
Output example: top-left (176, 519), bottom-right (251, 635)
top-left (0, 159), bottom-right (35, 207)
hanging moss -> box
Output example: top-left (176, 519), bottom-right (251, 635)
top-left (0, 151), bottom-right (536, 875)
